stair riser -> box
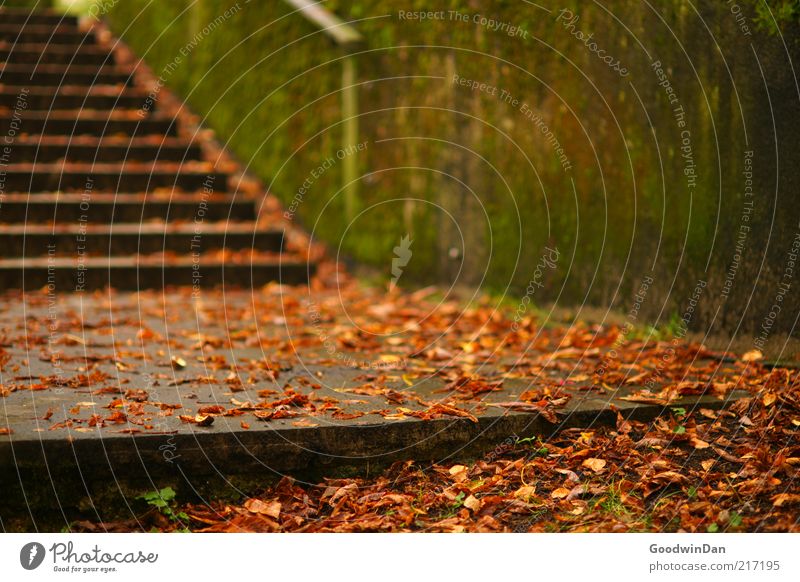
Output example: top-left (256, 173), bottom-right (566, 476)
top-left (0, 13), bottom-right (79, 26)
top-left (0, 49), bottom-right (113, 65)
top-left (2, 171), bottom-right (228, 192)
top-left (0, 118), bottom-right (177, 136)
top-left (0, 70), bottom-right (131, 85)
top-left (0, 31), bottom-right (94, 44)
top-left (0, 93), bottom-right (150, 110)
top-left (0, 13), bottom-right (315, 292)
top-left (0, 201), bottom-right (256, 223)
top-left (0, 262), bottom-right (312, 291)
top-left (3, 231), bottom-right (283, 257)
top-left (5, 143), bottom-right (203, 162)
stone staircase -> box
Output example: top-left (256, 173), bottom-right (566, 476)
top-left (0, 8), bottom-right (313, 291)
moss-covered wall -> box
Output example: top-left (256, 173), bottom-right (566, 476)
top-left (104, 1), bottom-right (800, 335)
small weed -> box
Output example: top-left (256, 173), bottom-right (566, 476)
top-left (660, 313), bottom-right (685, 339)
top-left (516, 436), bottom-right (549, 456)
top-left (598, 482), bottom-right (628, 517)
top-left (438, 492), bottom-right (466, 520)
top-left (729, 511), bottom-right (743, 527)
top-left (670, 407), bottom-right (688, 434)
top-left (138, 487), bottom-right (189, 528)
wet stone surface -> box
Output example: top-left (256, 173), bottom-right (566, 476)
top-left (0, 287), bottom-right (749, 483)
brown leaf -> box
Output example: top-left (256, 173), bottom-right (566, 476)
top-left (198, 405), bottom-right (225, 415)
top-left (179, 414), bottom-right (214, 426)
top-left (651, 471), bottom-right (688, 485)
top-left (742, 349), bottom-right (763, 362)
top-left (124, 389), bottom-right (149, 402)
top-left (463, 495), bottom-right (482, 512)
top-left (772, 493), bottom-right (800, 507)
top-left (171, 356), bottom-right (188, 369)
top-left (332, 411), bottom-right (365, 420)
top-left (513, 485), bottom-right (537, 500)
top-left (582, 458), bottom-right (607, 473)
top-left (244, 498), bottom-right (281, 518)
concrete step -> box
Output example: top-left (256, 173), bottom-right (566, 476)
top-left (0, 222), bottom-right (284, 256)
top-left (0, 85), bottom-right (150, 110)
top-left (0, 9), bottom-right (79, 26)
top-left (0, 10), bottom-right (317, 295)
top-left (0, 24), bottom-right (94, 44)
top-left (0, 193), bottom-right (257, 223)
top-left (1, 163), bottom-right (227, 192)
top-left (0, 43), bottom-right (113, 65)
top-left (0, 63), bottom-right (131, 85)
top-left (0, 254), bottom-right (312, 290)
top-left (0, 111), bottom-right (176, 136)
top-left (5, 136), bottom-right (203, 162)
top-left (0, 360), bottom-right (747, 524)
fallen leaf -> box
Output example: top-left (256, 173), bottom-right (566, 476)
top-left (771, 493), bottom-right (800, 507)
top-left (513, 485), bottom-right (537, 500)
top-left (463, 495), bottom-right (482, 512)
top-left (171, 356), bottom-right (188, 369)
top-left (582, 458), bottom-right (606, 473)
top-left (198, 405), bottom-right (225, 415)
top-left (244, 498), bottom-right (281, 518)
top-left (742, 349), bottom-right (763, 362)
top-left (180, 414), bottom-right (214, 426)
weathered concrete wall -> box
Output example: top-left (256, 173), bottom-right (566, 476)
top-left (105, 0), bottom-right (800, 338)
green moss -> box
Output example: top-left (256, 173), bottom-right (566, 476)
top-left (748, 0), bottom-right (800, 34)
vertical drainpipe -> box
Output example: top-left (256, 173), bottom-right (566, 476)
top-left (283, 0), bottom-right (364, 221)
top-left (341, 56), bottom-right (358, 221)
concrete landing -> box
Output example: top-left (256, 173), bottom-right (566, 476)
top-left (0, 287), bottom-right (749, 526)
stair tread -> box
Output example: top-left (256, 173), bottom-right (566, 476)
top-left (0, 23), bottom-right (82, 32)
top-left (0, 8), bottom-right (77, 17)
top-left (0, 110), bottom-right (167, 120)
top-left (0, 192), bottom-right (248, 203)
top-left (2, 161), bottom-right (220, 172)
top-left (0, 254), bottom-right (304, 267)
top-left (0, 62), bottom-right (129, 73)
top-left (0, 42), bottom-right (105, 52)
top-left (0, 84), bottom-right (143, 96)
top-left (3, 222), bottom-right (279, 235)
top-left (0, 11), bottom-right (312, 290)
top-left (6, 135), bottom-right (195, 146)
